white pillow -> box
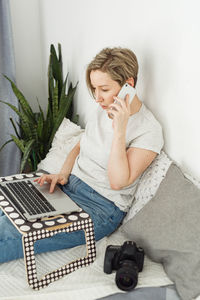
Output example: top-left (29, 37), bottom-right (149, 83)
top-left (37, 118), bottom-right (84, 174)
top-left (123, 151), bottom-right (172, 223)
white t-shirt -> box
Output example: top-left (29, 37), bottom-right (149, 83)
top-left (72, 103), bottom-right (164, 212)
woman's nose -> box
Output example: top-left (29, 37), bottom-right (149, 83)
top-left (95, 91), bottom-right (103, 103)
top-left (96, 97), bottom-right (102, 103)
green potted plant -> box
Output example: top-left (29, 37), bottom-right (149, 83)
top-left (0, 43), bottom-right (78, 172)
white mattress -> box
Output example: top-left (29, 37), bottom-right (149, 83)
top-left (0, 229), bottom-right (172, 300)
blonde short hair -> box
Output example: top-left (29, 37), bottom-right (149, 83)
top-left (86, 47), bottom-right (139, 97)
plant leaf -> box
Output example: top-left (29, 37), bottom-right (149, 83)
top-left (4, 75), bottom-right (35, 123)
top-left (9, 117), bottom-right (20, 138)
top-left (50, 45), bottom-right (61, 82)
top-left (58, 43), bottom-right (63, 86)
top-left (59, 73), bottom-right (69, 109)
top-left (36, 113), bottom-right (44, 140)
top-left (50, 44), bottom-right (63, 96)
top-left (0, 100), bottom-right (33, 138)
top-left (0, 139), bottom-right (13, 152)
top-left (43, 104), bottom-right (53, 145)
top-left (0, 100), bottom-right (25, 120)
top-left (19, 122), bottom-right (32, 140)
top-left (48, 84), bottom-right (77, 148)
top-left (36, 98), bottom-right (45, 122)
top-left (52, 81), bottom-right (59, 123)
top-left (48, 56), bottom-right (54, 109)
top-left (11, 135), bottom-right (25, 153)
top-left (31, 149), bottom-right (38, 171)
top-left (20, 139), bottom-right (35, 172)
top-left (58, 43), bottom-right (62, 63)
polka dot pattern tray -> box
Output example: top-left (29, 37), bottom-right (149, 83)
top-left (0, 173), bottom-right (96, 290)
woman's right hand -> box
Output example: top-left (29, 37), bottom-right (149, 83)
top-left (34, 173), bottom-right (69, 193)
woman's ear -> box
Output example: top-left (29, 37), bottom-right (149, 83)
top-left (126, 77), bottom-right (134, 87)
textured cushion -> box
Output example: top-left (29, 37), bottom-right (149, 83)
top-left (37, 118), bottom-right (84, 173)
top-left (121, 163), bottom-right (200, 300)
top-left (123, 151), bottom-right (172, 223)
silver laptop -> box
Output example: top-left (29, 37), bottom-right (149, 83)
top-left (0, 177), bottom-right (81, 221)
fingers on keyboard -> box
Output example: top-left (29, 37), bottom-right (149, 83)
top-left (34, 178), bottom-right (40, 183)
top-left (50, 178), bottom-right (57, 193)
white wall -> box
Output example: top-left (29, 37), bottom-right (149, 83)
top-left (10, 0), bottom-right (200, 180)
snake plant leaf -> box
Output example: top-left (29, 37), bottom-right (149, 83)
top-left (0, 100), bottom-right (33, 138)
top-left (50, 44), bottom-right (63, 95)
top-left (10, 135), bottom-right (25, 153)
top-left (31, 149), bottom-right (37, 171)
top-left (48, 57), bottom-right (54, 108)
top-left (19, 122), bottom-right (33, 141)
top-left (50, 45), bottom-right (62, 83)
top-left (31, 149), bottom-right (41, 171)
top-left (20, 139), bottom-right (35, 173)
top-left (58, 43), bottom-right (63, 85)
top-left (66, 103), bottom-right (73, 121)
top-left (9, 117), bottom-right (20, 139)
top-left (36, 113), bottom-right (44, 140)
top-left (59, 81), bottom-right (72, 109)
top-left (59, 73), bottom-right (69, 108)
top-left (52, 81), bottom-right (59, 123)
top-left (3, 75), bottom-right (35, 123)
top-left (0, 139), bottom-right (13, 152)
top-left (31, 121), bottom-right (38, 143)
top-left (47, 84), bottom-right (77, 149)
top-left (36, 98), bottom-right (45, 123)
top-left (58, 43), bottom-right (62, 63)
top-left (0, 100), bottom-right (24, 120)
top-left (44, 104), bottom-right (53, 143)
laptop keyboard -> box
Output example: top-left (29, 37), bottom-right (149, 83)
top-left (1, 180), bottom-right (56, 216)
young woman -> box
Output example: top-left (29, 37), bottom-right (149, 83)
top-left (0, 47), bottom-right (164, 262)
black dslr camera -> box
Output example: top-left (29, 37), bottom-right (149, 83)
top-left (104, 241), bottom-right (145, 291)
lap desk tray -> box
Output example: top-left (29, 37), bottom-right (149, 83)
top-left (0, 172), bottom-right (96, 291)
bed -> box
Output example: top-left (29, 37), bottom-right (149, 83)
top-left (0, 118), bottom-right (200, 300)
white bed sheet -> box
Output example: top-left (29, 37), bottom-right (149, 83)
top-left (0, 229), bottom-right (173, 300)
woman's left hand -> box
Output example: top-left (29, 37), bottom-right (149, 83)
top-left (107, 94), bottom-right (130, 135)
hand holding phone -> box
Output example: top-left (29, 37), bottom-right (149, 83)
top-left (115, 83), bottom-right (136, 104)
top-left (108, 83), bottom-right (136, 119)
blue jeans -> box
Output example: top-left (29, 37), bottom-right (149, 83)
top-left (0, 175), bottom-right (125, 263)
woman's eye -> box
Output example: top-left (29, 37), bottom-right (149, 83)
top-left (102, 89), bottom-right (108, 92)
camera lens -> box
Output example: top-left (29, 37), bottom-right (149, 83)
top-left (118, 275), bottom-right (134, 287)
top-left (115, 265), bottom-right (138, 291)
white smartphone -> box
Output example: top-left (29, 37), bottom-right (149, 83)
top-left (108, 83), bottom-right (136, 118)
top-left (116, 83), bottom-right (136, 104)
